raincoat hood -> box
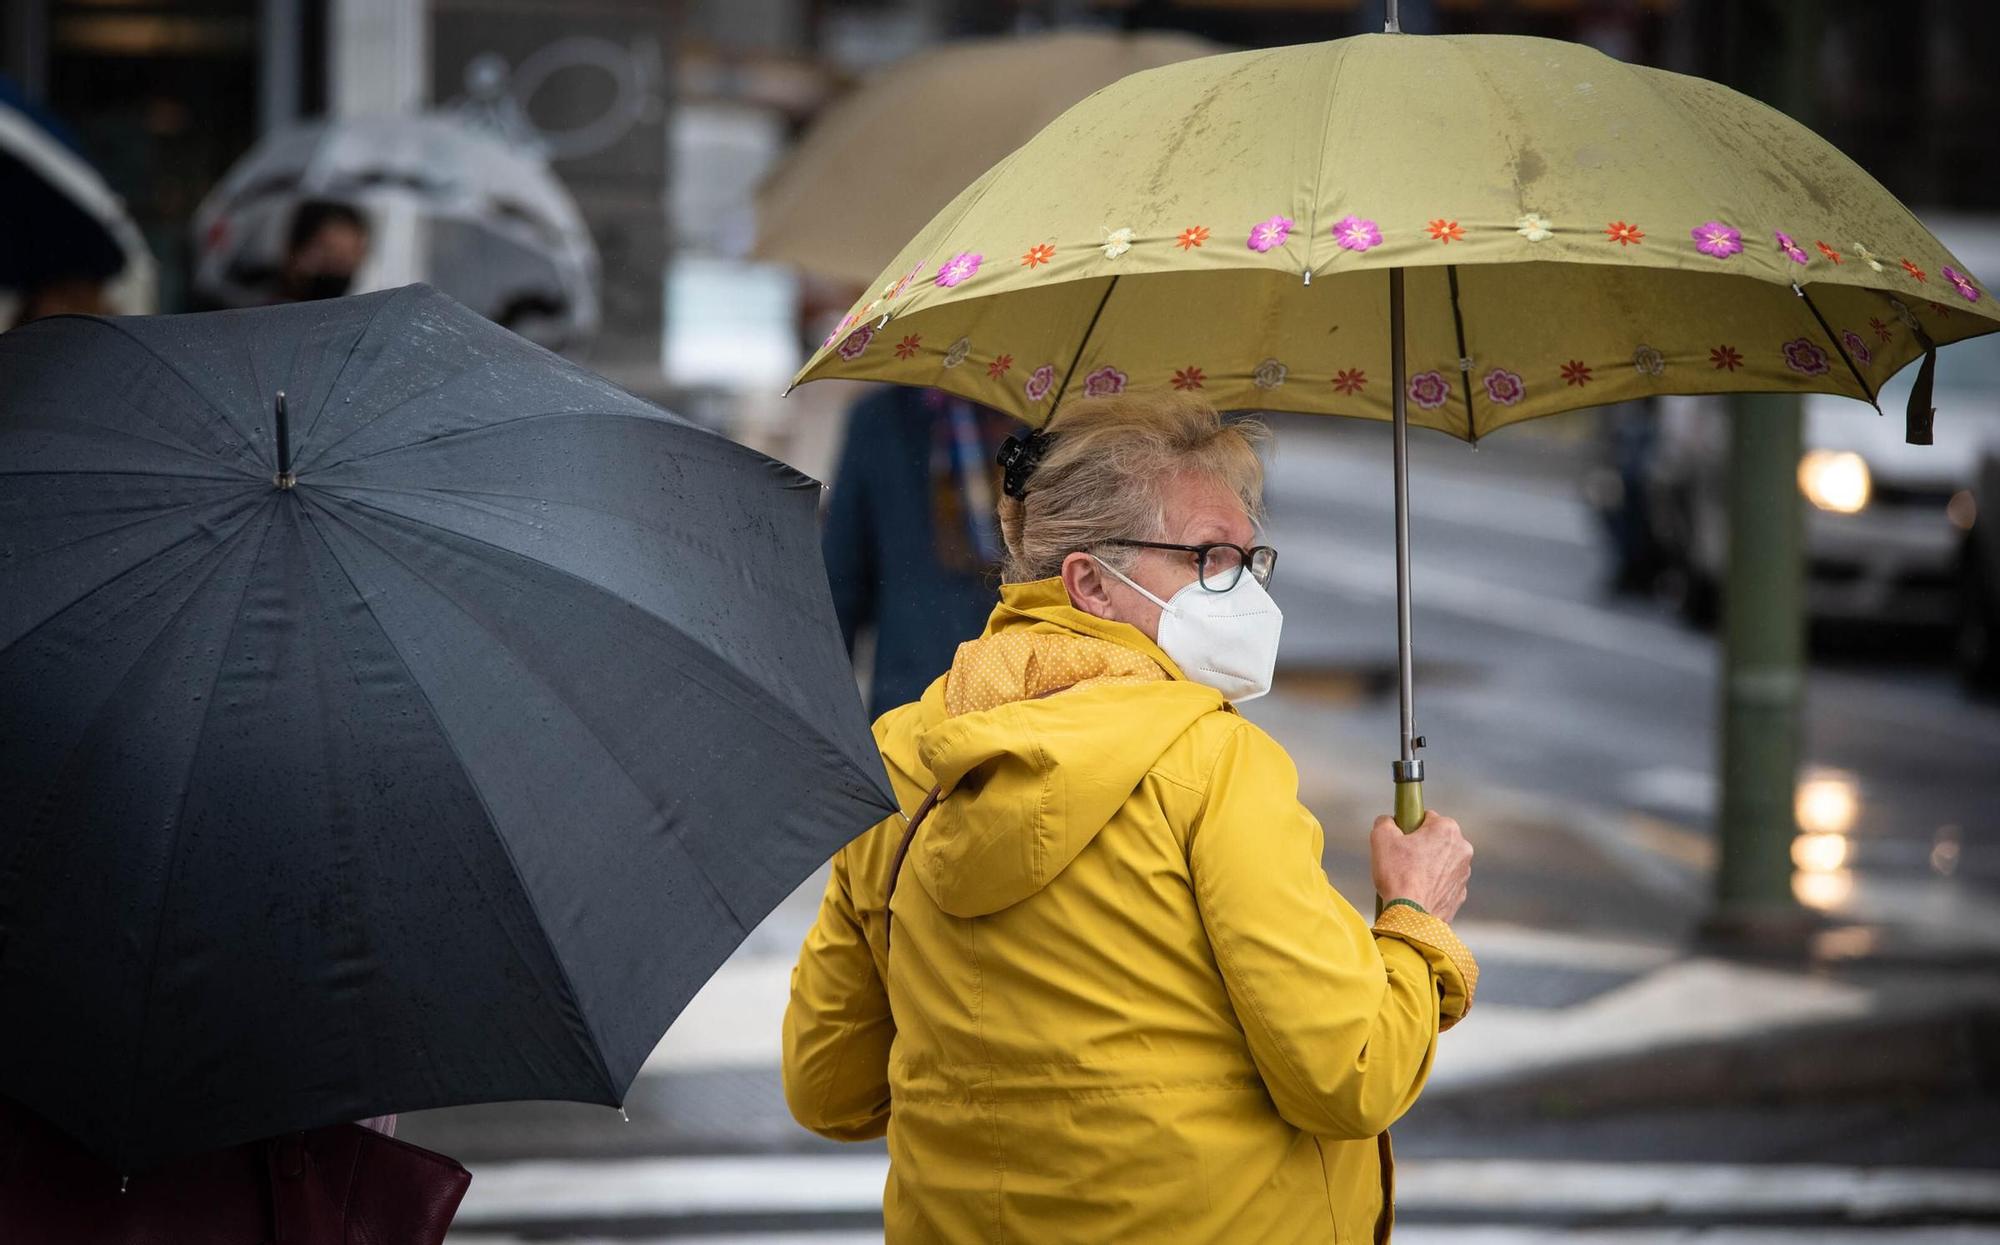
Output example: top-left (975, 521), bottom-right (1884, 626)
top-left (907, 578), bottom-right (1228, 918)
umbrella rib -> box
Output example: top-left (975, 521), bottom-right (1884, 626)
top-left (0, 491), bottom-right (266, 665)
top-left (300, 406), bottom-right (677, 476)
top-left (292, 496), bottom-right (621, 1097)
top-left (1049, 276), bottom-right (1119, 415)
top-left (73, 318), bottom-right (269, 474)
top-left (0, 502), bottom-right (265, 943)
top-left (1445, 265), bottom-right (1475, 442)
top-left (1794, 284), bottom-right (1881, 411)
top-left (293, 369), bottom-right (464, 474)
top-left (1300, 42), bottom-right (1351, 276)
top-left (118, 509), bottom-right (281, 1153)
top-left (310, 488), bottom-right (875, 785)
top-left (292, 284), bottom-right (418, 460)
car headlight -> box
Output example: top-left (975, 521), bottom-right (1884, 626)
top-left (1798, 449), bottom-right (1871, 514)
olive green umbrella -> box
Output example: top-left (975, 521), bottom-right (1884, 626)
top-left (788, 21), bottom-right (1999, 829)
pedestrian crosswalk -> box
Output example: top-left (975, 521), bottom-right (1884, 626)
top-left (442, 1154), bottom-right (2000, 1243)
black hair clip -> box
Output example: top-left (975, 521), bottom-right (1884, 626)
top-left (996, 427), bottom-right (1056, 499)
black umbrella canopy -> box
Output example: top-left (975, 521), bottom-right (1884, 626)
top-left (0, 285), bottom-right (896, 1171)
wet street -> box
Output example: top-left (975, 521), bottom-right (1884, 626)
top-left (1259, 413), bottom-right (2000, 939)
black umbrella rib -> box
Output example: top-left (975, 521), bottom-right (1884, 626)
top-left (1794, 283), bottom-right (1881, 411)
top-left (80, 318), bottom-right (269, 474)
top-left (304, 488), bottom-right (881, 802)
top-left (0, 492), bottom-right (265, 664)
top-left (306, 406), bottom-right (682, 475)
top-left (1446, 265), bottom-right (1475, 441)
top-left (290, 368), bottom-right (466, 474)
top-left (115, 512), bottom-right (281, 1146)
top-left (1050, 276), bottom-right (1119, 413)
top-left (290, 285), bottom-right (416, 460)
top-left (0, 504), bottom-right (266, 939)
top-left (290, 495), bottom-right (619, 1098)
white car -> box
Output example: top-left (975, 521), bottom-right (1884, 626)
top-left (1618, 215), bottom-right (2000, 688)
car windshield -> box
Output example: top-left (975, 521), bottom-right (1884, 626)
top-left (1878, 330), bottom-right (2000, 409)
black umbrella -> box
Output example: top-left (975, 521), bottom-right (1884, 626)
top-left (0, 285), bottom-right (897, 1171)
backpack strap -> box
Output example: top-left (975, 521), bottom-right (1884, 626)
top-left (884, 785), bottom-right (941, 952)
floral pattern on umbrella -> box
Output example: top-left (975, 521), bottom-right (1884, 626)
top-left (1782, 338), bottom-right (1830, 375)
top-left (1248, 216), bottom-right (1294, 253)
top-left (1409, 370), bottom-right (1451, 410)
top-left (1084, 365), bottom-right (1128, 396)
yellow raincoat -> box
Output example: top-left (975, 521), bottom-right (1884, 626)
top-left (784, 579), bottom-right (1478, 1243)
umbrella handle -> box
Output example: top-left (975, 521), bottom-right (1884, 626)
top-left (1393, 777), bottom-right (1425, 833)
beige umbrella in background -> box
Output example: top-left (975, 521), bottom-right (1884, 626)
top-left (753, 29), bottom-right (1222, 287)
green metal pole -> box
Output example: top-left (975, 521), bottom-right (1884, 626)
top-left (1709, 393), bottom-right (1806, 932)
top-left (1703, 0), bottom-right (1815, 947)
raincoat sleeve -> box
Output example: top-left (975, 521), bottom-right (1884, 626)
top-left (781, 841), bottom-right (894, 1142)
top-left (1187, 721), bottom-right (1477, 1140)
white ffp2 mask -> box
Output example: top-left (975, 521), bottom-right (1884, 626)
top-left (1094, 556), bottom-right (1284, 702)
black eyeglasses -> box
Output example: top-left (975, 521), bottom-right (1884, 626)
top-left (1099, 540), bottom-right (1278, 592)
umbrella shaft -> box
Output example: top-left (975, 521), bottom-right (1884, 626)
top-left (1389, 269), bottom-right (1417, 768)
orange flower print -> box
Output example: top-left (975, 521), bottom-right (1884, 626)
top-left (1816, 241), bottom-right (1842, 264)
top-left (1021, 243), bottom-right (1056, 269)
top-left (1175, 226), bottom-right (1210, 251)
top-left (1331, 368), bottom-right (1368, 395)
top-left (1561, 360), bottom-right (1593, 387)
top-left (987, 354), bottom-right (1014, 378)
top-left (1605, 221), bottom-right (1644, 246)
top-left (1172, 365), bottom-right (1206, 390)
top-left (1901, 258), bottom-right (1928, 283)
top-left (1709, 344), bottom-right (1743, 371)
top-left (894, 334), bottom-right (922, 359)
top-left (1869, 317), bottom-right (1892, 342)
top-left (1427, 218), bottom-right (1465, 244)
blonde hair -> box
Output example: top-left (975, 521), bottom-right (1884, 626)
top-left (996, 392), bottom-right (1266, 584)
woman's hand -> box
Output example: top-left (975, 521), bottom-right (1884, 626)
top-left (1370, 811), bottom-right (1473, 922)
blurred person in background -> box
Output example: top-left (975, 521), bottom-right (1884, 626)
top-left (5, 276), bottom-right (110, 331)
top-left (275, 200), bottom-right (370, 303)
top-left (822, 386), bottom-right (1016, 716)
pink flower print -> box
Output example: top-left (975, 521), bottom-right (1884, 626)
top-left (934, 251), bottom-right (983, 288)
top-left (1083, 365), bottom-right (1127, 397)
top-left (1332, 215), bottom-right (1382, 252)
top-left (1943, 265), bottom-right (1982, 303)
top-left (1839, 329), bottom-right (1872, 366)
top-left (1781, 337), bottom-right (1830, 376)
top-left (1774, 231), bottom-right (1809, 264)
top-left (1024, 363), bottom-right (1057, 402)
top-left (1482, 368), bottom-right (1525, 407)
top-left (1248, 215), bottom-right (1294, 253)
top-left (1691, 221), bottom-right (1743, 259)
top-left (1408, 370), bottom-right (1451, 410)
top-left (837, 325), bottom-right (876, 361)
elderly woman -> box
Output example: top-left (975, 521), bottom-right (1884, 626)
top-left (784, 393), bottom-right (1477, 1243)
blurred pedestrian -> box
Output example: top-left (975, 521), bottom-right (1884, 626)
top-left (821, 386), bottom-right (1015, 716)
top-left (274, 199), bottom-right (369, 302)
top-left (5, 276), bottom-right (109, 331)
top-left (785, 392), bottom-right (1478, 1243)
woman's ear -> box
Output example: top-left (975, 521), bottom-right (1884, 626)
top-left (1060, 551), bottom-right (1118, 621)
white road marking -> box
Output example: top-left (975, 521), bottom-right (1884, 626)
top-left (449, 1154), bottom-right (2000, 1230)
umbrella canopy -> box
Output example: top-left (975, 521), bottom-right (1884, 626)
top-left (754, 29), bottom-right (1221, 286)
top-left (192, 114), bottom-right (598, 349)
top-left (790, 34), bottom-right (1998, 433)
top-left (0, 286), bottom-right (896, 1171)
top-left (0, 75), bottom-right (156, 314)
